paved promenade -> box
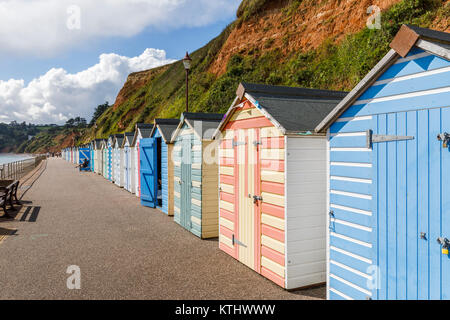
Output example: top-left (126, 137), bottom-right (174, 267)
top-left (0, 158), bottom-right (324, 299)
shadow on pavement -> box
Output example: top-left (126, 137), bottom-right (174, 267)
top-left (0, 227), bottom-right (17, 236)
top-left (28, 206), bottom-right (41, 222)
top-left (0, 205), bottom-right (41, 223)
top-left (289, 284), bottom-right (326, 300)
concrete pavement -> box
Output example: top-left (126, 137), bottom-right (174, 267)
top-left (0, 158), bottom-right (325, 300)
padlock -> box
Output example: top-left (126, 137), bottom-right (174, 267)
top-left (437, 237), bottom-right (450, 255)
top-left (437, 133), bottom-right (450, 149)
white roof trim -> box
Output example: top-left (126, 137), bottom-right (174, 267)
top-left (416, 39), bottom-right (450, 61)
top-left (170, 118), bottom-right (184, 143)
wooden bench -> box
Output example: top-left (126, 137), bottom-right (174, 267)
top-left (0, 189), bottom-right (10, 217)
top-left (0, 180), bottom-right (20, 218)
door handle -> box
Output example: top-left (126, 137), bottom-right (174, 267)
top-left (253, 195), bottom-right (262, 204)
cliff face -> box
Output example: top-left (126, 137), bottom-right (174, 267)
top-left (74, 0), bottom-right (448, 144)
top-left (209, 0), bottom-right (402, 75)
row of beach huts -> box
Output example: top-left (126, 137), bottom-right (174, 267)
top-left (61, 26), bottom-right (450, 300)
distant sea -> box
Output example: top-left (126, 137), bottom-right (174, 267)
top-left (0, 153), bottom-right (34, 165)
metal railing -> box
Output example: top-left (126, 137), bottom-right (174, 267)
top-left (0, 156), bottom-right (46, 181)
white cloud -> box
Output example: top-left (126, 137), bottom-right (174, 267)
top-left (0, 0), bottom-right (240, 56)
top-left (0, 48), bottom-right (176, 124)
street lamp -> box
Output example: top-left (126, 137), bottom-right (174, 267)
top-left (183, 51), bottom-right (192, 113)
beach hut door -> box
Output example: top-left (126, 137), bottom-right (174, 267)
top-left (235, 128), bottom-right (260, 271)
top-left (79, 148), bottom-right (91, 171)
top-left (124, 148), bottom-right (129, 190)
top-left (180, 136), bottom-right (192, 230)
top-left (140, 138), bottom-right (158, 208)
top-left (371, 109), bottom-right (450, 300)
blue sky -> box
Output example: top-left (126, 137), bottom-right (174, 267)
top-left (0, 0), bottom-right (240, 124)
top-left (0, 21), bottom-right (233, 83)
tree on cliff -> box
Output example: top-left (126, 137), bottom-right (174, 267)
top-left (89, 102), bottom-right (111, 127)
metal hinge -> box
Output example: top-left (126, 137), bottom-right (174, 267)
top-left (232, 139), bottom-right (246, 147)
top-left (366, 130), bottom-right (414, 149)
top-left (329, 210), bottom-right (335, 231)
top-left (232, 235), bottom-right (247, 248)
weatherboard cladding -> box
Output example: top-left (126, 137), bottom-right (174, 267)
top-left (172, 113), bottom-right (223, 238)
top-left (326, 39), bottom-right (450, 300)
top-left (217, 82), bottom-right (333, 289)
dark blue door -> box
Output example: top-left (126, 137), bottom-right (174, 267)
top-left (79, 148), bottom-right (91, 172)
top-left (140, 138), bottom-right (158, 208)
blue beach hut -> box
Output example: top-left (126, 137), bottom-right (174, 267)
top-left (139, 118), bottom-right (179, 213)
top-left (315, 25), bottom-right (450, 300)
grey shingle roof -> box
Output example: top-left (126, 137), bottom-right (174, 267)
top-left (152, 119), bottom-right (180, 143)
top-left (136, 123), bottom-right (153, 139)
top-left (240, 82), bottom-right (347, 133)
top-left (122, 132), bottom-right (135, 147)
top-left (94, 139), bottom-right (103, 149)
top-left (131, 123), bottom-right (154, 146)
top-left (114, 134), bottom-right (124, 148)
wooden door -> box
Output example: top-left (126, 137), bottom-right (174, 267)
top-left (235, 128), bottom-right (261, 271)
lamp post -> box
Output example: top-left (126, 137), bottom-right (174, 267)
top-left (182, 51), bottom-right (192, 113)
